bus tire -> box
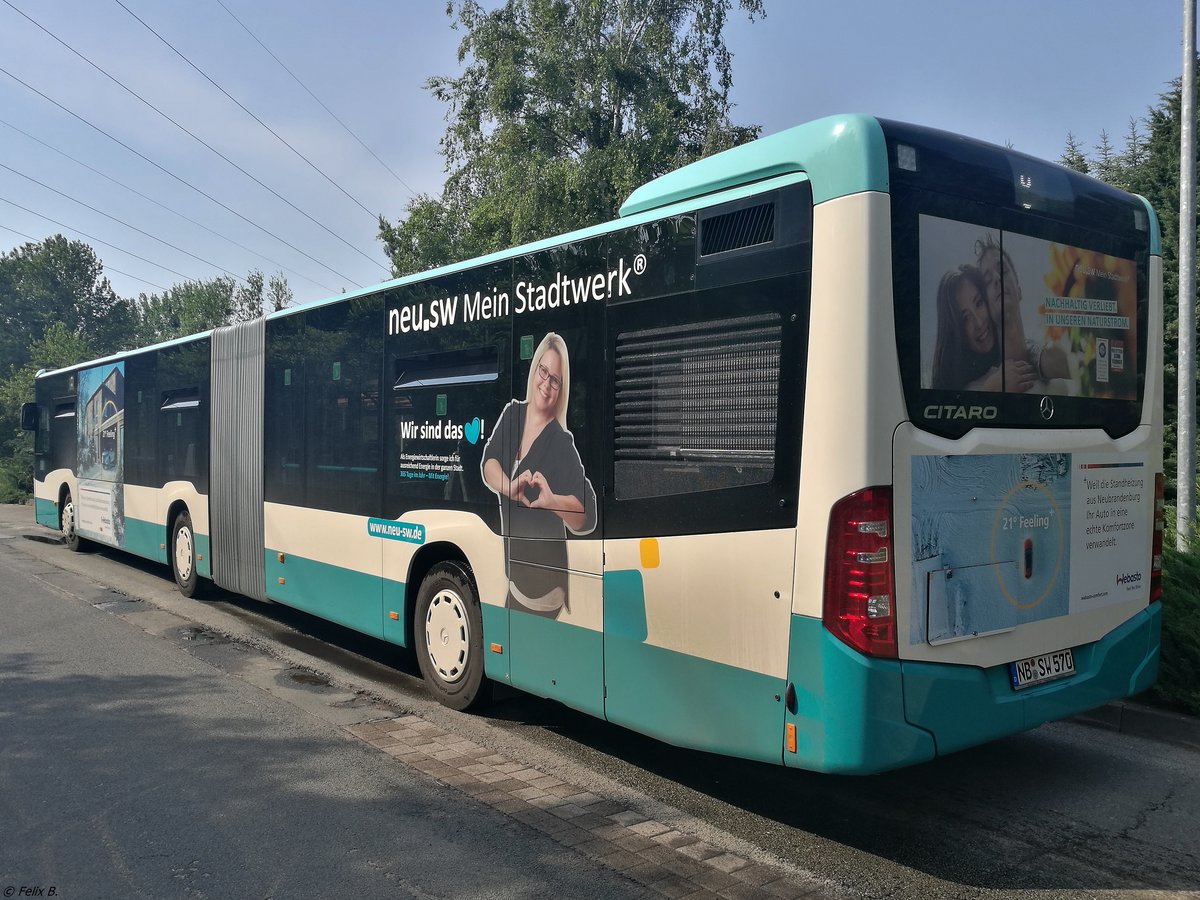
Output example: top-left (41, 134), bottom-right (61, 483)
top-left (61, 491), bottom-right (82, 552)
top-left (414, 561), bottom-right (490, 712)
top-left (171, 510), bottom-right (202, 598)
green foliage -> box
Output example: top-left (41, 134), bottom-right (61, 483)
top-left (1152, 509), bottom-right (1200, 715)
top-left (0, 236), bottom-right (135, 369)
top-left (134, 269), bottom-right (282, 345)
top-left (1065, 78), bottom-right (1200, 505)
top-left (380, 0), bottom-right (764, 276)
top-left (0, 323), bottom-right (93, 503)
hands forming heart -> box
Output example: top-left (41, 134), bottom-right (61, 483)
top-left (509, 470), bottom-right (554, 508)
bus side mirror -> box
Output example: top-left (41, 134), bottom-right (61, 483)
top-left (21, 402), bottom-right (38, 431)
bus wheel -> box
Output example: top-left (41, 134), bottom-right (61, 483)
top-left (171, 510), bottom-right (201, 598)
top-left (414, 561), bottom-right (490, 711)
top-left (61, 492), bottom-right (81, 552)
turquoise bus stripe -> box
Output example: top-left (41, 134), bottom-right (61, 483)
top-left (510, 611), bottom-right (604, 719)
top-left (35, 498), bottom-right (58, 529)
top-left (481, 602), bottom-right (509, 683)
top-left (602, 569), bottom-right (785, 764)
top-left (264, 550), bottom-right (389, 641)
top-left (124, 517), bottom-right (168, 565)
top-left (196, 533), bottom-right (211, 580)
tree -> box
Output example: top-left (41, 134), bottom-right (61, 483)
top-left (1092, 129), bottom-right (1124, 187)
top-left (379, 0), bottom-right (765, 276)
top-left (0, 236), bottom-right (136, 372)
top-left (1059, 131), bottom-right (1091, 174)
top-left (133, 269), bottom-right (291, 344)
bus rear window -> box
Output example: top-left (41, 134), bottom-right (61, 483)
top-left (918, 215), bottom-right (1139, 402)
top-left (883, 119), bottom-right (1151, 439)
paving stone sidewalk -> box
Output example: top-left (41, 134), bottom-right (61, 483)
top-left (345, 716), bottom-right (839, 900)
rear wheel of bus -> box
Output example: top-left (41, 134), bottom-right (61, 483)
top-left (414, 561), bottom-right (490, 711)
top-left (61, 490), bottom-right (82, 552)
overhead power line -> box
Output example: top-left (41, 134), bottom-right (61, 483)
top-left (0, 160), bottom-right (245, 281)
top-left (212, 0), bottom-right (421, 200)
top-left (0, 117), bottom-right (335, 294)
top-left (2, 0), bottom-right (382, 278)
top-left (1, 195), bottom-right (198, 282)
top-left (115, 0), bottom-right (383, 220)
top-left (0, 63), bottom-right (361, 288)
top-left (0, 221), bottom-right (168, 291)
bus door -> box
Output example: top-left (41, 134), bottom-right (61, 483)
top-left (599, 246), bottom-right (806, 765)
top-left (500, 243), bottom-right (606, 718)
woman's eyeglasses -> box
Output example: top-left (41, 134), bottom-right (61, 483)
top-left (536, 362), bottom-right (562, 392)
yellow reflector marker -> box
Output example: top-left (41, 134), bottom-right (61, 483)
top-left (639, 538), bottom-right (660, 569)
top-left (490, 643), bottom-right (503, 654)
top-left (785, 723), bottom-right (797, 754)
top-left (388, 611), bottom-right (399, 621)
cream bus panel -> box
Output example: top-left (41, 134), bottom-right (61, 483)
top-left (605, 529), bottom-right (795, 677)
top-left (266, 503), bottom-right (383, 580)
top-left (794, 190), bottom-right (906, 618)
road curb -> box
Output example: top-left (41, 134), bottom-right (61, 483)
top-left (1074, 699), bottom-right (1200, 750)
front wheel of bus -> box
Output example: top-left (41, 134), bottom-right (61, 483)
top-left (414, 561), bottom-right (490, 712)
top-left (61, 492), bottom-right (81, 552)
top-left (171, 510), bottom-right (202, 598)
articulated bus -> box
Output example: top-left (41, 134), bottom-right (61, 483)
top-left (25, 115), bottom-right (1163, 774)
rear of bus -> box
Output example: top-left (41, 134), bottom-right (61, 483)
top-left (789, 119), bottom-right (1162, 774)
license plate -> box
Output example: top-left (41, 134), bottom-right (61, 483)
top-left (1009, 648), bottom-right (1075, 690)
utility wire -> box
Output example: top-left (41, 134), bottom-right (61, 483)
top-left (116, 0), bottom-right (384, 220)
top-left (1, 195), bottom-right (197, 282)
top-left (0, 221), bottom-right (168, 291)
top-left (0, 63), bottom-right (360, 288)
top-left (213, 0), bottom-right (421, 200)
top-left (2, 1), bottom-right (381, 277)
top-left (0, 117), bottom-right (335, 294)
top-left (0, 160), bottom-right (246, 281)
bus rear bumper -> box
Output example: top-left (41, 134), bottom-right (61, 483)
top-left (784, 604), bottom-right (1160, 774)
top-left (900, 602), bottom-right (1162, 758)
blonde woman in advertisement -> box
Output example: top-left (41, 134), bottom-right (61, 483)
top-left (481, 332), bottom-right (596, 617)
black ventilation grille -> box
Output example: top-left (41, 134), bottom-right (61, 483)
top-left (613, 313), bottom-right (781, 499)
top-left (699, 203), bottom-right (775, 256)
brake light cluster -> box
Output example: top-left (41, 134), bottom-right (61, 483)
top-left (1150, 472), bottom-right (1164, 604)
top-left (823, 487), bottom-right (897, 658)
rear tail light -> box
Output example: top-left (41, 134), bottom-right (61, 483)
top-left (1150, 472), bottom-right (1164, 604)
top-left (823, 487), bottom-right (897, 658)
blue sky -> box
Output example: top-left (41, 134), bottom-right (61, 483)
top-left (0, 0), bottom-right (1189, 308)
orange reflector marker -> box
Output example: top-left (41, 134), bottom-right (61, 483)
top-left (278, 552), bottom-right (285, 563)
top-left (197, 554), bottom-right (203, 561)
top-left (277, 577), bottom-right (285, 585)
top-left (490, 643), bottom-right (503, 654)
top-left (640, 538), bottom-right (660, 569)
top-left (388, 611), bottom-right (399, 621)
top-left (160, 543), bottom-right (166, 550)
top-left (785, 723), bottom-right (797, 754)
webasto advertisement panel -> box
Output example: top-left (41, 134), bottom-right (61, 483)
top-left (918, 214), bottom-right (1137, 400)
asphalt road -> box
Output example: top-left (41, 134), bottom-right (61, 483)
top-left (3, 504), bottom-right (1199, 899)
top-left (0, 523), bottom-right (653, 900)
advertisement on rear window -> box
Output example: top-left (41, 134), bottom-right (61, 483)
top-left (919, 215), bottom-right (1137, 399)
